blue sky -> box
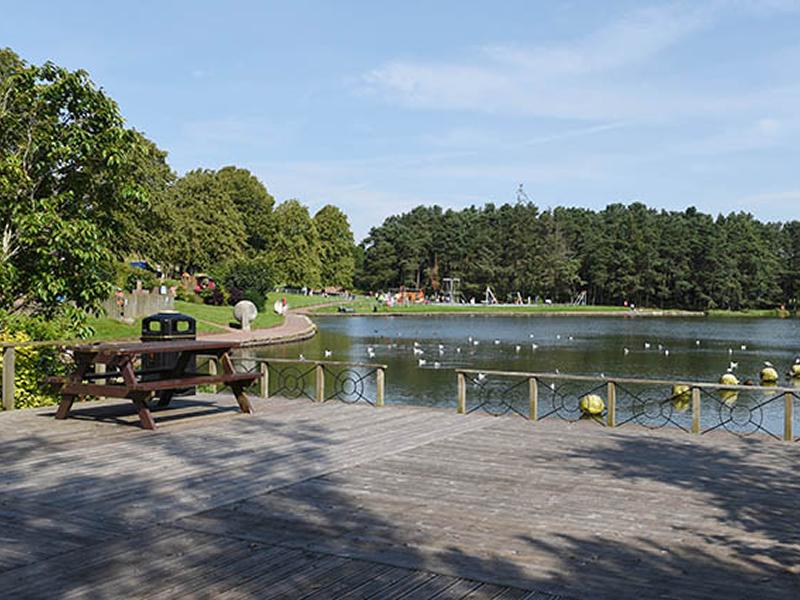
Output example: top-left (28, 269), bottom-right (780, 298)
top-left (3, 0), bottom-right (800, 239)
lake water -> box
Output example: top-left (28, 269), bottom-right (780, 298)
top-left (250, 315), bottom-right (800, 438)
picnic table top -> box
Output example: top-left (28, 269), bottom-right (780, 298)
top-left (70, 339), bottom-right (240, 356)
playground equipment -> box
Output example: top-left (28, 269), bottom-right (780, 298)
top-left (442, 277), bottom-right (461, 304)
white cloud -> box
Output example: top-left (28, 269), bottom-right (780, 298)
top-left (361, 2), bottom-right (800, 121)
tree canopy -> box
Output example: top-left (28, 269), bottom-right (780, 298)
top-left (0, 48), bottom-right (152, 316)
top-left (215, 166), bottom-right (275, 252)
top-left (314, 205), bottom-right (355, 289)
top-left (156, 169), bottom-right (247, 272)
top-left (268, 200), bottom-right (322, 289)
top-left (358, 201), bottom-right (799, 311)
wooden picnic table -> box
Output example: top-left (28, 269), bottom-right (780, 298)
top-left (49, 339), bottom-right (258, 430)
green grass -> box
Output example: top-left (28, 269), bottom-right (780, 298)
top-left (706, 308), bottom-right (792, 318)
top-left (85, 297), bottom-right (294, 341)
top-left (174, 300), bottom-right (284, 330)
top-left (311, 298), bottom-right (634, 315)
top-left (85, 316), bottom-right (142, 341)
top-left (264, 291), bottom-right (340, 310)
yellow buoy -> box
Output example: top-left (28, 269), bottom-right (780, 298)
top-left (791, 363), bottom-right (800, 379)
top-left (579, 394), bottom-right (605, 416)
top-left (719, 372), bottom-right (739, 386)
top-left (760, 365), bottom-right (779, 384)
top-left (672, 384), bottom-right (691, 411)
top-left (720, 389), bottom-right (739, 405)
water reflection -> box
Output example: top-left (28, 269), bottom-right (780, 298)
top-left (253, 315), bottom-right (800, 436)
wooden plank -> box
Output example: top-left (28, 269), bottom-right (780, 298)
top-left (2, 396), bottom-right (799, 599)
top-left (70, 339), bottom-right (240, 355)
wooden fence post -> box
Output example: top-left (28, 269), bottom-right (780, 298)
top-left (784, 393), bottom-right (793, 442)
top-left (607, 382), bottom-right (616, 427)
top-left (259, 362), bottom-right (269, 399)
top-left (376, 367), bottom-right (385, 407)
top-left (316, 364), bottom-right (325, 402)
top-left (207, 358), bottom-right (218, 393)
top-left (528, 377), bottom-right (538, 421)
top-left (95, 362), bottom-right (106, 401)
top-left (2, 347), bottom-right (14, 411)
top-left (692, 387), bottom-right (702, 434)
top-left (457, 373), bottom-right (466, 414)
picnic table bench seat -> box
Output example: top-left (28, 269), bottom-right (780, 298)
top-left (48, 339), bottom-right (256, 430)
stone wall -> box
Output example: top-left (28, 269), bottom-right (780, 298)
top-left (101, 291), bottom-right (175, 322)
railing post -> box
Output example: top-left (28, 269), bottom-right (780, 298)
top-left (207, 358), bottom-right (218, 393)
top-left (784, 393), bottom-right (793, 442)
top-left (259, 362), bottom-right (269, 399)
top-left (95, 362), bottom-right (106, 401)
top-left (316, 364), bottom-right (325, 402)
top-left (376, 367), bottom-right (385, 407)
top-left (457, 372), bottom-right (466, 414)
top-left (692, 387), bottom-right (701, 434)
top-left (528, 377), bottom-right (538, 421)
top-left (607, 382), bottom-right (616, 427)
top-left (2, 347), bottom-right (15, 411)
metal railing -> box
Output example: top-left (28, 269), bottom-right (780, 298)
top-left (231, 357), bottom-right (386, 407)
top-left (456, 369), bottom-right (800, 442)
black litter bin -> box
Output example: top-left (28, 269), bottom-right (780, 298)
top-left (141, 311), bottom-right (197, 389)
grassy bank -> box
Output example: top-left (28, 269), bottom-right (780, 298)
top-left (311, 298), bottom-right (641, 316)
top-left (86, 292), bottom-right (334, 341)
top-left (706, 308), bottom-right (794, 319)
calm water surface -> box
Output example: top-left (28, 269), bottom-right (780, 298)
top-left (252, 315), bottom-right (800, 436)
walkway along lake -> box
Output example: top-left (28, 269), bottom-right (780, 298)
top-left (249, 315), bottom-right (800, 438)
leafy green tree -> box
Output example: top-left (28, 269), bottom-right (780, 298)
top-left (215, 166), bottom-right (274, 252)
top-left (268, 199), bottom-right (321, 288)
top-left (158, 169), bottom-right (247, 272)
top-left (114, 131), bottom-right (176, 262)
top-left (0, 48), bottom-right (153, 316)
top-left (314, 205), bottom-right (355, 289)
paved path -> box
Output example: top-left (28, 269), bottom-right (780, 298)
top-left (200, 312), bottom-right (316, 347)
top-left (1, 395), bottom-right (799, 598)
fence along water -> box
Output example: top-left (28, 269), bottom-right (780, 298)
top-left (456, 368), bottom-right (800, 442)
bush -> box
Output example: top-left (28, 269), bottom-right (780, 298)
top-left (217, 255), bottom-right (277, 305)
top-left (227, 287), bottom-right (245, 305)
top-left (199, 286), bottom-right (226, 306)
top-left (0, 309), bottom-right (84, 409)
top-left (243, 289), bottom-right (265, 308)
top-left (116, 262), bottom-right (160, 293)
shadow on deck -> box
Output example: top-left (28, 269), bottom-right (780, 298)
top-left (0, 394), bottom-right (798, 599)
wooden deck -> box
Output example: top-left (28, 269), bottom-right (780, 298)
top-left (1, 395), bottom-right (798, 599)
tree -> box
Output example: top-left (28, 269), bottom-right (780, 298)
top-left (268, 200), bottom-right (321, 288)
top-left (216, 254), bottom-right (278, 305)
top-left (314, 205), bottom-right (355, 289)
top-left (0, 48), bottom-right (154, 316)
top-left (158, 169), bottom-right (247, 272)
top-left (113, 131), bottom-right (176, 261)
top-left (215, 166), bottom-right (274, 252)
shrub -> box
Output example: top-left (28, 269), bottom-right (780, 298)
top-left (125, 268), bottom-right (160, 292)
top-left (199, 286), bottom-right (226, 306)
top-left (217, 255), bottom-right (277, 305)
top-left (0, 309), bottom-right (83, 409)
